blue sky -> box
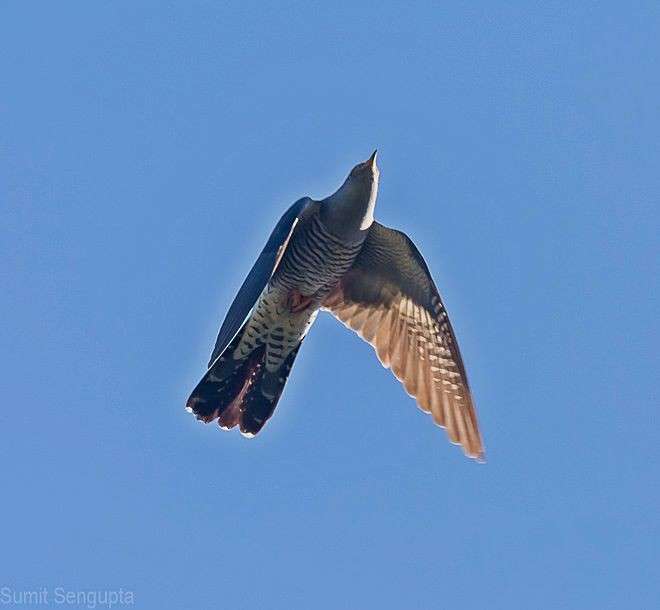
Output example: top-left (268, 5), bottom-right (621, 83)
top-left (1, 2), bottom-right (658, 609)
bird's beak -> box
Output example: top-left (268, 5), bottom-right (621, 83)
top-left (357, 150), bottom-right (378, 171)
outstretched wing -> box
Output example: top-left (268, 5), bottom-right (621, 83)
top-left (208, 197), bottom-right (313, 366)
top-left (322, 222), bottom-right (484, 460)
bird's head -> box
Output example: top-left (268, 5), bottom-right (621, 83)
top-left (321, 150), bottom-right (380, 241)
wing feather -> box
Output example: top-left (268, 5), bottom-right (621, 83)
top-left (208, 198), bottom-right (313, 366)
top-left (322, 222), bottom-right (484, 460)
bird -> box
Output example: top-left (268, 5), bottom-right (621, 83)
top-left (186, 151), bottom-right (484, 460)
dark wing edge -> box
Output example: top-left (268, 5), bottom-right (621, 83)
top-left (208, 197), bottom-right (312, 366)
top-left (322, 222), bottom-right (484, 461)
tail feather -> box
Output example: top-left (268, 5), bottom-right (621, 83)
top-left (186, 327), bottom-right (303, 436)
top-left (238, 345), bottom-right (302, 435)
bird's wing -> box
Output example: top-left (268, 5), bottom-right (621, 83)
top-left (322, 221), bottom-right (484, 460)
top-left (208, 197), bottom-right (313, 366)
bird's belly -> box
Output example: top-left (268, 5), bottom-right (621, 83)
top-left (233, 285), bottom-right (318, 372)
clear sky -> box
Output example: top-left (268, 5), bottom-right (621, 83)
top-left (1, 2), bottom-right (658, 609)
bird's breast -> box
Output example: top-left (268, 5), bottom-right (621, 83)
top-left (273, 214), bottom-right (364, 300)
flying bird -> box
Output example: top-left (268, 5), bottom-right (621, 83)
top-left (186, 152), bottom-right (484, 460)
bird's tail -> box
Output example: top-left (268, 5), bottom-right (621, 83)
top-left (186, 324), bottom-right (303, 436)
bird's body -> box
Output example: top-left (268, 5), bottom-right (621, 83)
top-left (187, 152), bottom-right (484, 459)
top-left (238, 209), bottom-right (364, 368)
